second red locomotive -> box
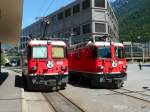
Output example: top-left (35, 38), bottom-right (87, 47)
top-left (68, 40), bottom-right (127, 88)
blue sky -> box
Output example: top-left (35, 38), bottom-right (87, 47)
top-left (22, 0), bottom-right (75, 28)
top-left (22, 0), bottom-right (115, 28)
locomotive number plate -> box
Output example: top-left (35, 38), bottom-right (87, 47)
top-left (56, 61), bottom-right (63, 65)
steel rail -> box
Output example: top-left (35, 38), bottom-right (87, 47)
top-left (58, 91), bottom-right (87, 112)
top-left (121, 88), bottom-right (150, 97)
top-left (110, 88), bottom-right (150, 103)
top-left (43, 92), bottom-right (87, 112)
top-left (8, 68), bottom-right (150, 107)
top-left (7, 68), bottom-right (87, 112)
top-left (43, 93), bottom-right (59, 112)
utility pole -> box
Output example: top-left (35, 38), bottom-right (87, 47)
top-left (142, 44), bottom-right (145, 62)
top-left (131, 42), bottom-right (133, 62)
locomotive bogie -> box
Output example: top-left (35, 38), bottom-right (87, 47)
top-left (69, 70), bottom-right (126, 88)
top-left (23, 75), bottom-right (68, 90)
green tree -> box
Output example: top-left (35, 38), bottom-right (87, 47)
top-left (113, 0), bottom-right (150, 42)
top-left (0, 51), bottom-right (6, 66)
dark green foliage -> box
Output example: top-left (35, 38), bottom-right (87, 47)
top-left (0, 51), bottom-right (6, 66)
top-left (113, 0), bottom-right (150, 42)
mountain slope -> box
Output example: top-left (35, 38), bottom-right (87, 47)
top-left (113, 0), bottom-right (150, 42)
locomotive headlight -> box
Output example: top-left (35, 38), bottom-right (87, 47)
top-left (98, 65), bottom-right (104, 70)
top-left (123, 65), bottom-right (127, 69)
top-left (32, 66), bottom-right (37, 71)
top-left (61, 65), bottom-right (67, 71)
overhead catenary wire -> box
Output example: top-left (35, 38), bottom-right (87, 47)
top-left (35, 0), bottom-right (56, 21)
top-left (38, 0), bottom-right (47, 16)
top-left (43, 0), bottom-right (56, 17)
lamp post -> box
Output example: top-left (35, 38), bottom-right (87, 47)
top-left (137, 36), bottom-right (145, 62)
top-left (142, 44), bottom-right (145, 62)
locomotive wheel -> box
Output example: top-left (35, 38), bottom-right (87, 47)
top-left (22, 74), bottom-right (33, 91)
top-left (60, 83), bottom-right (67, 90)
top-left (91, 79), bottom-right (98, 88)
top-left (113, 80), bottom-right (122, 89)
top-left (22, 74), bottom-right (27, 89)
top-left (26, 79), bottom-right (34, 91)
top-left (121, 82), bottom-right (124, 87)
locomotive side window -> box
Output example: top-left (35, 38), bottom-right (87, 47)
top-left (115, 47), bottom-right (125, 59)
top-left (52, 46), bottom-right (65, 58)
top-left (32, 46), bottom-right (47, 59)
top-left (97, 46), bottom-right (111, 58)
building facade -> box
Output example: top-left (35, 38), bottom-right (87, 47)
top-left (20, 0), bottom-right (118, 49)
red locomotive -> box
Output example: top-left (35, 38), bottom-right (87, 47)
top-left (68, 40), bottom-right (127, 88)
top-left (21, 39), bottom-right (68, 90)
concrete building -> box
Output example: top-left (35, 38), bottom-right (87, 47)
top-left (20, 0), bottom-right (118, 49)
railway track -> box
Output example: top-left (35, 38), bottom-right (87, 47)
top-left (8, 68), bottom-right (87, 112)
top-left (110, 88), bottom-right (150, 103)
top-left (7, 68), bottom-right (150, 109)
top-left (43, 92), bottom-right (87, 112)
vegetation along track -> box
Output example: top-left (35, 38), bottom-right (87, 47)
top-left (110, 88), bottom-right (150, 103)
top-left (43, 92), bottom-right (87, 112)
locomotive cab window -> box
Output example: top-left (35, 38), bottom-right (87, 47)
top-left (97, 46), bottom-right (111, 58)
top-left (52, 46), bottom-right (65, 58)
top-left (115, 47), bottom-right (125, 59)
top-left (32, 46), bottom-right (47, 59)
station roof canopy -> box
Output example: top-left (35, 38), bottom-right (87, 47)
top-left (0, 0), bottom-right (23, 45)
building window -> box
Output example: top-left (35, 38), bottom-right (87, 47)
top-left (64, 32), bottom-right (70, 38)
top-left (94, 0), bottom-right (105, 8)
top-left (51, 15), bottom-right (57, 22)
top-left (73, 26), bottom-right (80, 35)
top-left (25, 38), bottom-right (28, 41)
top-left (73, 4), bottom-right (80, 14)
top-left (95, 36), bottom-right (107, 41)
top-left (65, 8), bottom-right (71, 17)
top-left (57, 12), bottom-right (64, 20)
top-left (108, 25), bottom-right (110, 34)
top-left (60, 33), bottom-right (64, 38)
top-left (95, 23), bottom-right (106, 33)
top-left (82, 23), bottom-right (91, 34)
top-left (23, 38), bottom-right (26, 42)
top-left (82, 0), bottom-right (90, 9)
top-left (57, 33), bottom-right (60, 38)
